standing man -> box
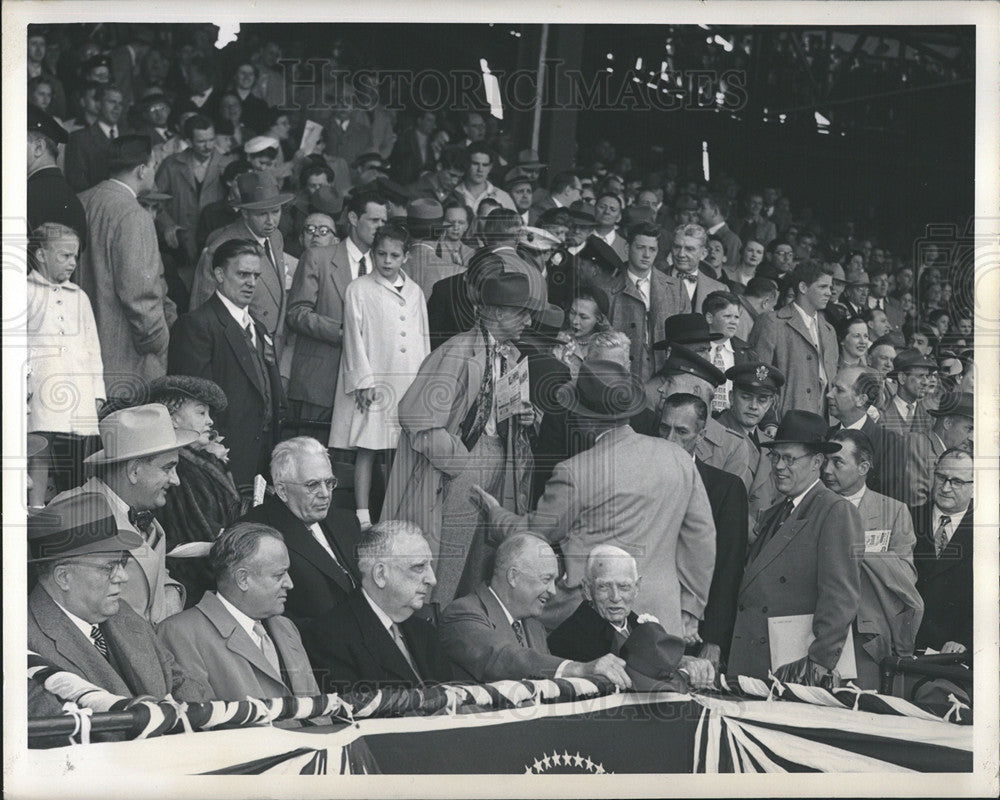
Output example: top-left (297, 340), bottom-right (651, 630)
top-left (27, 105), bottom-right (87, 245)
top-left (65, 84), bottom-right (127, 192)
top-left (168, 239), bottom-right (283, 496)
top-left (285, 191), bottom-right (387, 436)
top-left (157, 522), bottom-right (321, 711)
top-left (736, 192), bottom-right (777, 248)
top-left (906, 391), bottom-right (974, 506)
top-left (78, 135), bottom-right (176, 386)
top-left (530, 171), bottom-right (582, 223)
top-left (669, 224), bottom-right (727, 313)
top-left (728, 411), bottom-right (863, 685)
top-left (590, 192), bottom-right (629, 261)
top-left (454, 144), bottom-right (515, 212)
top-left (748, 260), bottom-right (838, 418)
top-left (697, 194), bottom-right (742, 268)
top-left (189, 171), bottom-right (294, 347)
top-left (879, 348), bottom-right (936, 436)
top-left (821, 429), bottom-right (923, 689)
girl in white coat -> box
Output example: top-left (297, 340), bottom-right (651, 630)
top-left (329, 224), bottom-right (430, 528)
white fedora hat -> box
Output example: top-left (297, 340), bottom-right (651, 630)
top-left (84, 404), bottom-right (199, 465)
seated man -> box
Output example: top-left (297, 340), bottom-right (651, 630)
top-left (240, 437), bottom-right (360, 627)
top-left (28, 492), bottom-right (209, 730)
top-left (547, 545), bottom-right (715, 688)
top-left (440, 533), bottom-right (632, 687)
top-left (157, 523), bottom-right (321, 712)
top-left (301, 521), bottom-right (452, 693)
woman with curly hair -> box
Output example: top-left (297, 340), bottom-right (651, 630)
top-left (552, 289), bottom-right (611, 379)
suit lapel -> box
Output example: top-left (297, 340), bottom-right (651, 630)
top-left (921, 507), bottom-right (972, 580)
top-left (353, 594), bottom-right (418, 682)
top-left (742, 490), bottom-right (819, 591)
top-left (331, 241), bottom-right (354, 302)
top-left (782, 307), bottom-right (818, 352)
top-left (210, 296), bottom-right (268, 398)
top-left (199, 593), bottom-right (285, 686)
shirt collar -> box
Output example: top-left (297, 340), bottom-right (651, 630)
top-left (242, 221), bottom-right (267, 246)
top-left (373, 270), bottom-right (406, 293)
top-left (844, 484), bottom-right (867, 507)
top-left (707, 221), bottom-right (725, 235)
top-left (789, 478), bottom-right (821, 509)
top-left (792, 301), bottom-right (817, 327)
top-left (346, 236), bottom-right (366, 266)
top-left (626, 268), bottom-right (650, 283)
top-left (108, 178), bottom-right (137, 200)
top-left (933, 503), bottom-right (969, 528)
top-left (215, 290), bottom-right (252, 327)
top-left (361, 587), bottom-right (395, 631)
top-left (487, 585), bottom-right (516, 625)
top-left (214, 590), bottom-right (261, 639)
top-left (845, 414), bottom-right (867, 430)
top-left (97, 120), bottom-right (117, 139)
top-left (49, 593), bottom-right (97, 638)
top-left (27, 270), bottom-right (79, 291)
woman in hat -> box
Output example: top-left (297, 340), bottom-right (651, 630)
top-left (552, 289), bottom-right (611, 379)
top-left (835, 316), bottom-right (871, 370)
top-left (148, 375), bottom-right (246, 607)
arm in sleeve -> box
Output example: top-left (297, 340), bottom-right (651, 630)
top-left (808, 499), bottom-right (863, 670)
top-left (700, 476), bottom-right (748, 649)
top-left (109, 211), bottom-right (170, 356)
top-left (675, 465), bottom-right (717, 619)
top-left (339, 285), bottom-right (374, 392)
top-left (167, 315), bottom-right (215, 379)
top-left (153, 161), bottom-right (180, 236)
top-left (487, 460), bottom-right (578, 547)
top-left (154, 623), bottom-right (212, 702)
top-left (286, 250), bottom-right (343, 345)
top-left (64, 134), bottom-right (89, 192)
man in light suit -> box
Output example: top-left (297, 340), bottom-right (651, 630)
top-left (28, 491), bottom-right (209, 738)
top-left (301, 521), bottom-right (453, 693)
top-left (64, 84), bottom-right (127, 192)
top-left (473, 360), bottom-right (716, 637)
top-left (157, 522), bottom-right (321, 716)
top-left (189, 171), bottom-right (294, 346)
top-left (748, 260), bottom-right (839, 418)
top-left (240, 437), bottom-right (360, 627)
top-left (728, 411), bottom-right (863, 685)
top-left (905, 391), bottom-right (974, 506)
top-left (822, 429), bottom-right (923, 690)
top-left (669, 223), bottom-right (728, 313)
top-left (441, 534), bottom-right (632, 686)
top-left (50, 405), bottom-right (196, 624)
top-left (78, 135), bottom-right (176, 386)
top-left (284, 191), bottom-right (387, 434)
top-left (168, 239), bottom-right (284, 495)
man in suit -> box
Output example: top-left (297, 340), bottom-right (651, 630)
top-left (157, 522), bottom-right (321, 714)
top-left (748, 260), bottom-right (839, 418)
top-left (473, 360), bottom-right (716, 636)
top-left (240, 437), bottom-right (360, 626)
top-left (529, 171), bottom-right (582, 225)
top-left (590, 191), bottom-right (629, 261)
top-left (283, 190), bottom-right (387, 434)
top-left (736, 192), bottom-right (777, 248)
top-left (733, 276), bottom-right (779, 342)
top-left (697, 195), bottom-right (742, 269)
top-left (389, 110), bottom-right (436, 186)
top-left (826, 365), bottom-right (909, 503)
top-left (841, 270), bottom-right (870, 320)
top-left (670, 223), bottom-right (728, 313)
top-left (868, 267), bottom-right (905, 330)
top-left (168, 239), bottom-right (283, 495)
top-left (154, 114), bottom-right (234, 271)
top-left (912, 449), bottom-right (975, 654)
top-left (659, 395), bottom-right (748, 671)
top-left (27, 105), bottom-right (87, 246)
top-left (28, 487), bottom-right (209, 735)
top-left (906, 391), bottom-right (974, 506)
top-left (65, 84), bottom-right (127, 192)
top-left (441, 534), bottom-right (632, 686)
top-left (301, 521), bottom-right (452, 692)
top-left (821, 429), bottom-right (923, 689)
top-left (189, 171), bottom-right (294, 348)
top-left (879, 348), bottom-right (936, 436)
top-left (728, 411), bottom-right (863, 685)
top-left (78, 135), bottom-right (176, 385)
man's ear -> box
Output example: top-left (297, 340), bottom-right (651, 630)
top-left (372, 561), bottom-right (388, 589)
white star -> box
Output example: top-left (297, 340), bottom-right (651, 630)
top-left (572, 752), bottom-right (584, 768)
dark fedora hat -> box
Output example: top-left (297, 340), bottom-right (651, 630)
top-left (891, 347), bottom-right (937, 375)
top-left (516, 148), bottom-right (546, 169)
top-left (557, 359), bottom-right (648, 420)
top-left (760, 409), bottom-right (841, 454)
top-left (479, 271), bottom-right (533, 310)
top-left (577, 236), bottom-right (624, 275)
top-left (308, 184), bottom-right (344, 217)
top-left (148, 375), bottom-right (228, 412)
top-left (520, 303), bottom-right (567, 349)
top-left (652, 313), bottom-right (723, 350)
top-left (503, 166), bottom-right (534, 190)
top-left (660, 342), bottom-right (726, 387)
top-left (233, 171), bottom-right (294, 211)
top-left (28, 103), bottom-right (68, 145)
top-left (619, 620), bottom-right (687, 692)
top-left (28, 491), bottom-right (144, 563)
top-left (928, 391), bottom-right (973, 419)
top-left (568, 200), bottom-right (597, 225)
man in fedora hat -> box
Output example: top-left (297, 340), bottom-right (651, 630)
top-left (405, 198), bottom-right (463, 299)
top-left (878, 348), bottom-right (936, 436)
top-left (505, 167), bottom-right (535, 226)
top-left (728, 410), bottom-right (863, 685)
top-left (385, 272), bottom-right (542, 606)
top-left (48, 404), bottom-right (199, 624)
top-left (189, 170), bottom-right (295, 346)
top-left (472, 359), bottom-right (716, 638)
top-left (169, 239), bottom-right (284, 496)
top-left (905, 390), bottom-right (974, 505)
top-left (28, 491), bottom-right (210, 733)
top-left (841, 268), bottom-right (870, 319)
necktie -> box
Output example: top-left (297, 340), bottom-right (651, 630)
top-left (904, 401), bottom-right (914, 421)
top-left (751, 498), bottom-right (794, 561)
top-left (512, 619), bottom-right (528, 648)
top-left (359, 254), bottom-right (369, 277)
top-left (253, 621), bottom-right (281, 675)
top-left (128, 508), bottom-right (154, 536)
top-left (634, 277), bottom-right (649, 309)
top-left (390, 623), bottom-right (423, 683)
top-left (90, 624), bottom-right (110, 660)
top-left (262, 238), bottom-right (277, 273)
top-left (109, 126), bottom-right (118, 139)
top-left (243, 320), bottom-right (256, 349)
top-left (711, 345), bottom-right (728, 413)
top-left (934, 516), bottom-right (951, 557)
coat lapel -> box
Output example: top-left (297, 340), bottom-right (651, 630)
top-left (781, 306), bottom-right (818, 352)
top-left (210, 296), bottom-right (268, 398)
top-left (741, 489), bottom-right (819, 591)
top-left (921, 507), bottom-right (972, 580)
top-left (270, 500), bottom-right (355, 591)
top-left (331, 240), bottom-right (354, 303)
top-left (353, 594), bottom-right (418, 682)
top-left (198, 593), bottom-right (285, 686)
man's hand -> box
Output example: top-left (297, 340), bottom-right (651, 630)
top-left (681, 610), bottom-right (702, 646)
top-left (941, 641), bottom-right (967, 654)
top-left (697, 642), bottom-right (722, 672)
top-left (470, 484), bottom-right (501, 514)
top-left (163, 225), bottom-right (183, 250)
top-left (678, 655), bottom-right (715, 690)
top-left (773, 656), bottom-right (837, 688)
top-left (582, 653), bottom-right (632, 689)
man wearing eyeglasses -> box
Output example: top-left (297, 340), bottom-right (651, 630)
top-left (912, 449), bottom-right (974, 655)
top-left (728, 410), bottom-right (863, 686)
top-left (28, 492), bottom-right (209, 737)
top-left (240, 437), bottom-right (360, 627)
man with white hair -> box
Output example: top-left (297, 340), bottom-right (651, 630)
top-left (440, 534), bottom-right (631, 687)
top-left (239, 437), bottom-right (360, 627)
top-left (301, 521), bottom-right (452, 692)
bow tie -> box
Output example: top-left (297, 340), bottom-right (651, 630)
top-left (129, 508), bottom-right (155, 536)
top-left (679, 272), bottom-right (699, 284)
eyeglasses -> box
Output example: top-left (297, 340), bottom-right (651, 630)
top-left (304, 225), bottom-right (334, 236)
top-left (69, 553), bottom-right (131, 580)
top-left (592, 581), bottom-right (637, 596)
top-left (934, 473), bottom-right (972, 489)
top-left (767, 452), bottom-right (815, 467)
top-left (285, 477), bottom-right (338, 494)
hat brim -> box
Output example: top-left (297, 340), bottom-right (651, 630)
top-left (927, 405), bottom-right (974, 419)
top-left (83, 428), bottom-right (201, 464)
top-left (759, 438), bottom-right (841, 454)
top-left (28, 531), bottom-right (145, 563)
top-left (233, 193), bottom-right (295, 211)
top-left (652, 332), bottom-right (724, 350)
top-left (624, 667), bottom-right (688, 694)
top-left (556, 383), bottom-right (648, 421)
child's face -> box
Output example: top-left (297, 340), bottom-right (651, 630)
top-left (374, 237), bottom-right (406, 281)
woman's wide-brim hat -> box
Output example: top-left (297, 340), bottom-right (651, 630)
top-left (148, 375), bottom-right (229, 412)
top-left (759, 409), bottom-right (841, 454)
top-left (84, 404), bottom-right (199, 464)
top-left (557, 359), bottom-right (648, 420)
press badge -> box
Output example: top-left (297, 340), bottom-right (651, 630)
top-left (864, 529), bottom-right (892, 553)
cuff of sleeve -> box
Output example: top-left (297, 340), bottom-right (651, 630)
top-left (554, 660), bottom-right (570, 679)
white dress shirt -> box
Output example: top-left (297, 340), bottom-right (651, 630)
top-left (52, 596), bottom-right (96, 639)
top-left (346, 237), bottom-right (369, 281)
top-left (790, 479), bottom-right (821, 510)
top-left (361, 588), bottom-right (396, 632)
top-left (215, 591), bottom-right (266, 649)
top-left (487, 586), bottom-right (568, 677)
top-left (893, 394), bottom-right (916, 421)
top-left (931, 503), bottom-right (968, 547)
top-left (216, 290), bottom-right (255, 345)
top-left (844, 485), bottom-right (867, 508)
top-left (626, 268), bottom-right (650, 310)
